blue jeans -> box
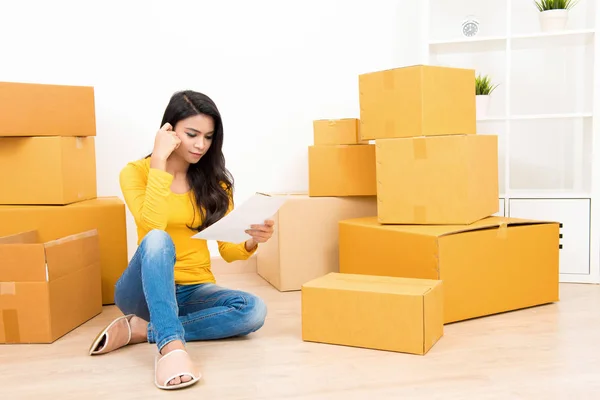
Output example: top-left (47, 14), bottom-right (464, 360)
top-left (114, 230), bottom-right (268, 351)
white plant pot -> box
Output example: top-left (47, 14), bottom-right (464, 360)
top-left (476, 95), bottom-right (490, 119)
top-left (539, 9), bottom-right (569, 32)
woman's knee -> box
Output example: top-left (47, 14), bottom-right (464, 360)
top-left (140, 229), bottom-right (175, 257)
top-left (242, 294), bottom-right (267, 333)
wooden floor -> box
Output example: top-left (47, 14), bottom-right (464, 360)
top-left (1, 272), bottom-right (600, 399)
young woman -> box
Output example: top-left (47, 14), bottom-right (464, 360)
top-left (88, 90), bottom-right (274, 391)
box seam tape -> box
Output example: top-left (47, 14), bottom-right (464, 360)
top-left (1, 283), bottom-right (20, 342)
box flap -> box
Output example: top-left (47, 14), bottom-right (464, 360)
top-left (0, 230), bottom-right (39, 245)
top-left (303, 272), bottom-right (440, 296)
top-left (434, 216), bottom-right (559, 237)
top-left (344, 216), bottom-right (557, 237)
top-left (44, 230), bottom-right (99, 281)
top-left (0, 230), bottom-right (47, 282)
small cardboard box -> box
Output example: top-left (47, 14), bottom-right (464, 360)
top-left (376, 134), bottom-right (499, 224)
top-left (313, 118), bottom-right (366, 145)
top-left (0, 136), bottom-right (97, 205)
top-left (0, 81), bottom-right (96, 137)
top-left (0, 230), bottom-right (102, 344)
top-left (339, 216), bottom-right (560, 323)
top-left (302, 272), bottom-right (444, 355)
top-left (359, 65), bottom-right (476, 140)
top-left (257, 194), bottom-right (377, 291)
top-left (0, 197), bottom-right (128, 305)
top-left (308, 144), bottom-right (376, 197)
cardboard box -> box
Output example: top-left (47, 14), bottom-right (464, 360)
top-left (302, 272), bottom-right (444, 355)
top-left (358, 65), bottom-right (476, 140)
top-left (0, 197), bottom-right (128, 305)
top-left (308, 144), bottom-right (376, 197)
top-left (339, 216), bottom-right (560, 323)
top-left (257, 194), bottom-right (377, 291)
top-left (0, 136), bottom-right (97, 205)
top-left (0, 81), bottom-right (96, 137)
top-left (376, 134), bottom-right (499, 224)
top-left (0, 229), bottom-right (102, 343)
top-left (313, 118), bottom-right (366, 145)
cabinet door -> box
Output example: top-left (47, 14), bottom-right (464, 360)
top-left (494, 198), bottom-right (505, 217)
top-left (508, 198), bottom-right (590, 275)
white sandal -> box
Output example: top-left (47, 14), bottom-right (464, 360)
top-left (154, 349), bottom-right (201, 390)
top-left (88, 314), bottom-right (134, 355)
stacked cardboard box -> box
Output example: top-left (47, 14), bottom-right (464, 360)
top-left (0, 82), bottom-right (129, 343)
top-left (308, 118), bottom-right (376, 197)
top-left (256, 119), bottom-right (378, 291)
top-left (301, 65), bottom-right (560, 355)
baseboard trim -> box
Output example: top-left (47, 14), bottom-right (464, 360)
top-left (211, 254), bottom-right (257, 275)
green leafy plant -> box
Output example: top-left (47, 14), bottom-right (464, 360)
top-left (475, 74), bottom-right (499, 96)
top-left (534, 0), bottom-right (578, 11)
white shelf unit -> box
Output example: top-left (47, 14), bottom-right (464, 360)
top-left (422, 0), bottom-right (599, 284)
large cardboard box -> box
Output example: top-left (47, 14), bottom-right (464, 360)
top-left (313, 118), bottom-right (367, 145)
top-left (339, 216), bottom-right (560, 324)
top-left (376, 134), bottom-right (499, 224)
top-left (257, 194), bottom-right (377, 291)
top-left (0, 197), bottom-right (128, 305)
top-left (0, 230), bottom-right (102, 343)
top-left (0, 81), bottom-right (96, 137)
top-left (358, 65), bottom-right (476, 140)
top-left (0, 136), bottom-right (97, 205)
top-left (302, 272), bottom-right (444, 355)
top-left (308, 144), bottom-right (376, 197)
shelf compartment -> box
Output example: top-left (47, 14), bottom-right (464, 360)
top-left (429, 0), bottom-right (507, 42)
top-left (509, 40), bottom-right (594, 116)
top-left (508, 117), bottom-right (592, 193)
top-left (510, 0), bottom-right (597, 36)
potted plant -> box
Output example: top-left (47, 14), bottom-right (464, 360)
top-left (475, 74), bottom-right (499, 119)
top-left (534, 0), bottom-right (579, 32)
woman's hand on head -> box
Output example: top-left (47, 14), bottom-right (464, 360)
top-left (152, 122), bottom-right (181, 162)
top-left (245, 219), bottom-right (275, 246)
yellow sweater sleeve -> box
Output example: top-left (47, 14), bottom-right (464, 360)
top-left (217, 189), bottom-right (258, 262)
top-left (119, 161), bottom-right (174, 231)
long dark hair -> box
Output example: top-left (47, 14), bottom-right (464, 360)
top-left (154, 90), bottom-right (234, 232)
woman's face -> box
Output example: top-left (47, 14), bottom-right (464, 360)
top-left (172, 114), bottom-right (214, 164)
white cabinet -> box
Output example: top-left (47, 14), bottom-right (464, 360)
top-left (508, 198), bottom-right (590, 275)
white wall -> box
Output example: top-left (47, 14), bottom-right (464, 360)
top-left (0, 0), bottom-right (424, 259)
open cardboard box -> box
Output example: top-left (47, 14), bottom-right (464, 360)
top-left (0, 229), bottom-right (102, 343)
top-left (0, 197), bottom-right (128, 305)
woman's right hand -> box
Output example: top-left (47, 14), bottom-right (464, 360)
top-left (152, 122), bottom-right (181, 161)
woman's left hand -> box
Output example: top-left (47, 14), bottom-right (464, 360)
top-left (245, 219), bottom-right (275, 250)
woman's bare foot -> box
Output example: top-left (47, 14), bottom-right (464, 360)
top-left (129, 316), bottom-right (149, 344)
top-left (160, 340), bottom-right (193, 386)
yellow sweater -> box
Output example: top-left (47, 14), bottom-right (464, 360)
top-left (119, 157), bottom-right (256, 285)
